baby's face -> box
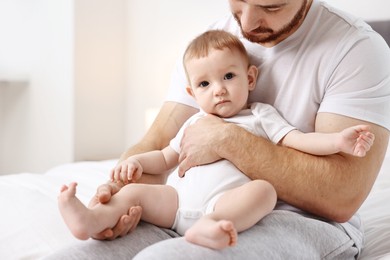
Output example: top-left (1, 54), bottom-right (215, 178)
top-left (186, 48), bottom-right (254, 118)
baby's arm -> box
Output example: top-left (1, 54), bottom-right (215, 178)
top-left (281, 125), bottom-right (375, 157)
top-left (110, 146), bottom-right (179, 183)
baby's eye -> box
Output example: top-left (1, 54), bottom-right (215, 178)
top-left (199, 81), bottom-right (210, 87)
top-left (224, 73), bottom-right (235, 80)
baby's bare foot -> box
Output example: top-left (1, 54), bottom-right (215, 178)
top-left (185, 218), bottom-right (237, 249)
top-left (220, 221), bottom-right (237, 246)
top-left (59, 182), bottom-right (77, 200)
top-left (58, 182), bottom-right (91, 240)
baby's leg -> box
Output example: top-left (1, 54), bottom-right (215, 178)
top-left (185, 180), bottom-right (276, 249)
top-left (58, 182), bottom-right (178, 240)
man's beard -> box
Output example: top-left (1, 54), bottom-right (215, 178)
top-left (234, 0), bottom-right (308, 44)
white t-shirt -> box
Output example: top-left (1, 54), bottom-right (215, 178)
top-left (165, 0), bottom-right (390, 250)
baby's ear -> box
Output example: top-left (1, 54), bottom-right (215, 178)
top-left (247, 65), bottom-right (258, 91)
top-left (186, 86), bottom-right (194, 97)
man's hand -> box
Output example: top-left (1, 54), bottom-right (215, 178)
top-left (178, 114), bottom-right (225, 177)
top-left (91, 206), bottom-right (142, 240)
top-left (88, 182), bottom-right (142, 240)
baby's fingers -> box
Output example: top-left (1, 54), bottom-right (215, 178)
top-left (354, 132), bottom-right (375, 157)
top-left (359, 132), bottom-right (375, 148)
top-left (126, 165), bottom-right (140, 182)
top-left (354, 145), bottom-right (367, 157)
top-left (110, 167), bottom-right (117, 181)
top-left (110, 164), bottom-right (127, 183)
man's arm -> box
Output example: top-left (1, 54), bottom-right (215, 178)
top-left (179, 112), bottom-right (389, 222)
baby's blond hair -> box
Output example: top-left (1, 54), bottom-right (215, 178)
top-left (183, 30), bottom-right (249, 72)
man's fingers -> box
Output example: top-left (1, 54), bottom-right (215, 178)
top-left (178, 159), bottom-right (190, 178)
top-left (96, 184), bottom-right (113, 204)
top-left (91, 228), bottom-right (114, 240)
top-left (93, 182), bottom-right (123, 205)
top-left (88, 184), bottom-right (111, 207)
top-left (116, 215), bottom-right (132, 237)
top-left (128, 206), bottom-right (142, 233)
top-left (109, 206), bottom-right (143, 238)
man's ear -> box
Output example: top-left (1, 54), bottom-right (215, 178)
top-left (186, 86), bottom-right (195, 97)
top-left (247, 65), bottom-right (258, 91)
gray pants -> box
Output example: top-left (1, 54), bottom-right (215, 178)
top-left (44, 210), bottom-right (359, 260)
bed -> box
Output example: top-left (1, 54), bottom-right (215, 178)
top-left (0, 152), bottom-right (389, 259)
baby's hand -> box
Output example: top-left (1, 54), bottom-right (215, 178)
top-left (110, 157), bottom-right (143, 184)
top-left (339, 125), bottom-right (375, 157)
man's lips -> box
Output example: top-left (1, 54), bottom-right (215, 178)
top-left (244, 28), bottom-right (273, 38)
top-left (252, 28), bottom-right (273, 34)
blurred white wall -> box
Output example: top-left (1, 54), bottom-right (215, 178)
top-left (73, 0), bottom-right (127, 162)
top-left (0, 0), bottom-right (74, 174)
top-left (0, 0), bottom-right (127, 174)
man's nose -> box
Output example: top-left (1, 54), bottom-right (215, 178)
top-left (240, 6), bottom-right (262, 33)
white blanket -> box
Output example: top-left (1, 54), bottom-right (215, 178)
top-left (0, 159), bottom-right (389, 259)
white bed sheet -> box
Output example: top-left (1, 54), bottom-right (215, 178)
top-left (0, 159), bottom-right (389, 259)
top-left (0, 160), bottom-right (113, 259)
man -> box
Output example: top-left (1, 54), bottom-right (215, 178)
top-left (46, 0), bottom-right (390, 259)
